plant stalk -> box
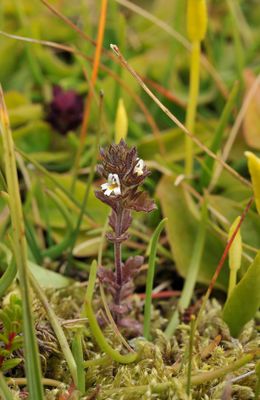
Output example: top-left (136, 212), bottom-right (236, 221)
top-left (185, 41), bottom-right (200, 176)
top-left (29, 272), bottom-right (78, 385)
top-left (0, 86), bottom-right (44, 399)
top-left (0, 373), bottom-right (13, 400)
top-left (114, 205), bottom-right (124, 305)
top-left (84, 260), bottom-right (138, 364)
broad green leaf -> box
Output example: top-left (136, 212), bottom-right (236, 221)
top-left (29, 262), bottom-right (72, 288)
top-left (157, 176), bottom-right (228, 289)
top-left (0, 40), bottom-right (23, 84)
top-left (245, 151), bottom-right (260, 214)
top-left (14, 121), bottom-right (52, 153)
top-left (223, 251), bottom-right (260, 337)
top-left (9, 105), bottom-right (43, 128)
top-left (4, 91), bottom-right (28, 108)
top-left (1, 358), bottom-right (22, 372)
top-left (72, 236), bottom-right (105, 258)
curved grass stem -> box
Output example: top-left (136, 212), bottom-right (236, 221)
top-left (29, 272), bottom-right (78, 386)
top-left (143, 218), bottom-right (167, 340)
top-left (84, 260), bottom-right (138, 364)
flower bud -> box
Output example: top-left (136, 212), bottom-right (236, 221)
top-left (187, 0), bottom-right (208, 42)
top-left (115, 98), bottom-right (128, 144)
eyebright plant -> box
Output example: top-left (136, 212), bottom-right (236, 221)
top-left (95, 139), bottom-right (156, 333)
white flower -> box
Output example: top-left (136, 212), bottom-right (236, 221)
top-left (101, 173), bottom-right (121, 196)
top-left (134, 158), bottom-right (145, 176)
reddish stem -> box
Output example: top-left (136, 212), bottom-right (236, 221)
top-left (0, 331), bottom-right (17, 368)
top-left (114, 206), bottom-right (123, 305)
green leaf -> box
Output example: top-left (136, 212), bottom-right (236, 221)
top-left (1, 358), bottom-right (22, 372)
top-left (29, 262), bottom-right (72, 289)
top-left (8, 104), bottom-right (43, 128)
top-left (223, 251), bottom-right (260, 337)
top-left (14, 121), bottom-right (52, 153)
top-left (157, 176), bottom-right (228, 289)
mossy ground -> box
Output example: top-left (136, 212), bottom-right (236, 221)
top-left (4, 283), bottom-right (259, 399)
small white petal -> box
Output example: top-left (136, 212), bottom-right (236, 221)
top-left (134, 158), bottom-right (144, 176)
top-left (114, 186), bottom-right (121, 195)
top-left (108, 173), bottom-right (113, 182)
top-left (101, 173), bottom-right (121, 197)
top-left (104, 188), bottom-right (112, 196)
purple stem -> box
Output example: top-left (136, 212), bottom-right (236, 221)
top-left (114, 205), bottom-right (123, 305)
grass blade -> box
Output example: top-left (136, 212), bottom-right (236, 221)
top-left (84, 260), bottom-right (138, 364)
top-left (0, 372), bottom-right (13, 400)
top-left (29, 271), bottom-right (78, 384)
top-left (143, 218), bottom-right (167, 340)
top-left (0, 86), bottom-right (44, 398)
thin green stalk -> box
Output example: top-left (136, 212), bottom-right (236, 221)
top-left (72, 332), bottom-right (85, 393)
top-left (0, 86), bottom-right (44, 399)
top-left (84, 260), bottom-right (138, 364)
top-left (143, 218), bottom-right (167, 340)
top-left (165, 201), bottom-right (207, 337)
top-left (25, 220), bottom-right (43, 264)
top-left (0, 372), bottom-right (13, 400)
top-left (29, 272), bottom-right (78, 385)
top-left (39, 179), bottom-right (54, 248)
top-left (185, 41), bottom-right (201, 176)
top-left (186, 315), bottom-right (196, 397)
